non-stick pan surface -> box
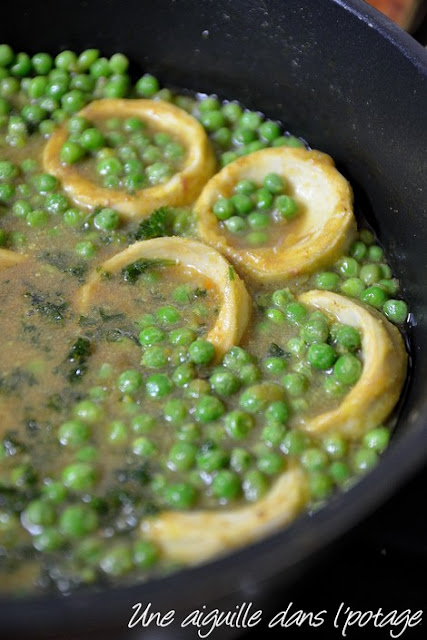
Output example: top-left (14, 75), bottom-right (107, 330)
top-left (0, 1), bottom-right (426, 638)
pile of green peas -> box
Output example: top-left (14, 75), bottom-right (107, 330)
top-left (311, 228), bottom-right (408, 325)
top-left (213, 172), bottom-right (299, 246)
top-left (257, 287), bottom-right (364, 405)
top-left (0, 157), bottom-right (127, 257)
top-left (61, 115), bottom-right (186, 193)
top-left (0, 44), bottom-right (164, 148)
top-left (190, 94), bottom-right (306, 166)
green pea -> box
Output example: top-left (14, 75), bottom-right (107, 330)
top-left (239, 363), bottom-right (261, 385)
top-left (196, 446), bottom-right (228, 472)
top-left (199, 96), bottom-right (220, 112)
top-left (136, 74), bottom-right (160, 98)
top-left (335, 256), bottom-right (359, 278)
top-left (0, 182), bottom-right (15, 201)
top-left (262, 173), bottom-right (283, 194)
top-left (301, 318), bottom-right (329, 344)
top-left (61, 89), bottom-right (86, 114)
top-left (224, 410), bottom-right (253, 439)
top-left (211, 469), bottom-right (240, 500)
top-left (363, 426), bottom-right (390, 452)
top-left (307, 343), bottom-right (336, 370)
top-left (100, 543), bottom-right (134, 576)
top-left (246, 230), bottom-right (268, 245)
top-left (221, 151), bottom-right (238, 166)
top-left (259, 120), bottom-right (281, 142)
top-left (195, 395), bottom-right (225, 422)
top-left (263, 357), bottom-right (287, 376)
top-left (379, 263), bottom-right (392, 279)
top-left (351, 447), bottom-right (378, 473)
top-left (58, 420), bottom-right (90, 447)
top-left (334, 325), bottom-right (361, 351)
top-left (73, 400), bottom-right (102, 423)
top-left (329, 461), bottom-right (350, 485)
top-left (60, 141), bottom-right (85, 164)
top-left (300, 448), bottom-right (329, 471)
top-left (350, 240), bottom-right (368, 262)
top-left (44, 192), bottom-right (68, 215)
top-left (163, 482), bottom-right (197, 508)
top-left (0, 77), bottom-right (20, 97)
top-left (254, 187), bottom-right (273, 210)
top-left (141, 345), bottom-right (168, 369)
top-left (167, 442), bottom-right (197, 471)
top-left (308, 471), bottom-right (333, 499)
top-left (247, 211), bottom-right (270, 230)
top-left (272, 288), bottom-right (294, 308)
top-left (62, 462), bottom-right (97, 491)
top-left (359, 263), bottom-right (382, 286)
top-left (276, 194), bottom-right (298, 219)
top-left (322, 434), bottom-right (347, 458)
top-left (23, 500), bottom-right (56, 528)
top-left (264, 308), bottom-right (285, 324)
top-left (76, 49), bottom-right (99, 72)
top-left (189, 339), bottom-right (215, 365)
top-left (359, 229), bottom-right (375, 245)
top-left (208, 369), bottom-right (239, 396)
top-left (79, 127), bottom-right (105, 152)
top-left (76, 445), bottom-right (98, 463)
top-left (280, 430), bottom-right (309, 455)
top-left (339, 277), bottom-right (365, 298)
top-left (224, 215), bottom-right (247, 233)
top-left (0, 44), bottom-right (14, 67)
top-left (313, 271), bottom-right (340, 291)
top-left (282, 372), bottom-right (307, 396)
top-left (94, 207), bottom-right (120, 231)
top-left (261, 422), bottom-right (287, 447)
top-left (265, 400), bottom-right (289, 424)
top-left (22, 104), bottom-right (47, 126)
top-left (239, 382), bottom-right (284, 413)
top-left (64, 208), bottom-right (85, 227)
top-left (230, 448), bottom-right (253, 473)
top-left (133, 540), bottom-right (159, 569)
top-left (231, 193), bottom-right (254, 215)
top-left (156, 305), bottom-right (180, 325)
top-left (383, 299), bottom-right (408, 324)
top-left (132, 436), bottom-right (157, 457)
top-left (333, 354), bottom-right (362, 385)
top-left (10, 52), bottom-right (32, 77)
top-left (368, 245), bottom-right (384, 262)
top-left (284, 302), bottom-right (308, 325)
top-left (108, 52), bottom-right (129, 74)
top-left (0, 97), bottom-right (10, 116)
top-left (360, 285), bottom-right (388, 309)
top-left (41, 482), bottom-right (67, 504)
top-left (117, 369), bottom-right (143, 394)
top-left (378, 278), bottom-right (400, 296)
top-left (221, 101), bottom-right (242, 123)
top-left (172, 362), bottom-right (195, 387)
top-left (200, 110), bottom-right (225, 131)
top-left (163, 398), bottom-right (187, 424)
top-left (257, 452), bottom-right (284, 475)
top-left (242, 469), bottom-right (269, 502)
top-left (146, 373), bottom-right (172, 398)
top-left (33, 528), bottom-right (64, 552)
top-left (139, 326), bottom-right (165, 346)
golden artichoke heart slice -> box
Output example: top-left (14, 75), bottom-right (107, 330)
top-left (0, 249), bottom-right (27, 271)
top-left (195, 147), bottom-right (356, 282)
top-left (141, 463), bottom-right (308, 565)
top-left (43, 99), bottom-right (216, 220)
top-left (298, 290), bottom-right (408, 439)
top-left (77, 237), bottom-right (251, 359)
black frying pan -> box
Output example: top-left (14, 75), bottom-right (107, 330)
top-left (1, 1), bottom-right (427, 638)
